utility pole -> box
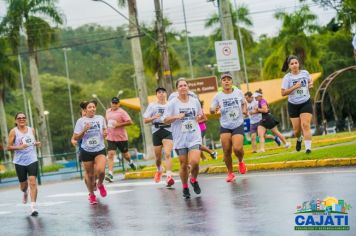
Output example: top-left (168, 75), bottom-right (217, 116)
top-left (127, 0), bottom-right (154, 159)
top-left (218, 0), bottom-right (241, 86)
top-left (154, 0), bottom-right (173, 95)
top-left (181, 0), bottom-right (194, 79)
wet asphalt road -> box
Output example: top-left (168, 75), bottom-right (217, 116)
top-left (1, 167), bottom-right (356, 236)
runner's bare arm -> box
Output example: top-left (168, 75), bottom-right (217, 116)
top-left (281, 81), bottom-right (302, 96)
top-left (164, 113), bottom-right (185, 124)
top-left (32, 128), bottom-right (41, 147)
top-left (143, 114), bottom-right (160, 124)
top-left (73, 123), bottom-right (91, 141)
top-left (115, 120), bottom-right (133, 127)
top-left (7, 129), bottom-right (27, 150)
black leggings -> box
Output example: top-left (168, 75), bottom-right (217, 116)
top-left (15, 161), bottom-right (38, 182)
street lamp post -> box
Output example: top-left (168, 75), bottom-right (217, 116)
top-left (63, 48), bottom-right (75, 130)
top-left (92, 94), bottom-right (106, 111)
top-left (181, 0), bottom-right (194, 79)
top-left (43, 110), bottom-right (53, 160)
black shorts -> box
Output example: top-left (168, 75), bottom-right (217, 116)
top-left (288, 99), bottom-right (313, 118)
top-left (220, 124), bottom-right (244, 136)
top-left (107, 140), bottom-right (129, 153)
top-left (79, 149), bottom-right (106, 162)
top-left (259, 114), bottom-right (279, 129)
top-left (153, 129), bottom-right (172, 146)
top-left (201, 130), bottom-right (206, 138)
top-left (15, 161), bottom-right (38, 182)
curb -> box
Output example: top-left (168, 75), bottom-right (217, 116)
top-left (124, 157), bottom-right (356, 179)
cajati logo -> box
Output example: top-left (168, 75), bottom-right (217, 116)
top-left (294, 197), bottom-right (351, 231)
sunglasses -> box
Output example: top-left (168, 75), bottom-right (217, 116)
top-left (112, 102), bottom-right (119, 104)
top-left (16, 117), bottom-right (26, 120)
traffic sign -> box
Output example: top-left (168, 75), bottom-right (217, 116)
top-left (215, 40), bottom-right (241, 72)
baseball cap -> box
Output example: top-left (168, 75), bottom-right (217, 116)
top-left (220, 72), bottom-right (233, 80)
top-left (111, 97), bottom-right (120, 103)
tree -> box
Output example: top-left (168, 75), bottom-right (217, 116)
top-left (0, 38), bottom-right (18, 161)
top-left (1, 0), bottom-right (64, 164)
top-left (263, 5), bottom-right (322, 80)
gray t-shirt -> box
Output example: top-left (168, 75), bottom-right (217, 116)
top-left (143, 102), bottom-right (171, 133)
top-left (168, 91), bottom-right (198, 101)
top-left (74, 115), bottom-right (107, 152)
top-left (163, 97), bottom-right (202, 149)
top-left (247, 100), bottom-right (262, 124)
top-left (282, 70), bottom-right (311, 105)
top-left (211, 89), bottom-right (245, 129)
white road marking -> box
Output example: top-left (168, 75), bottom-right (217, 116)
top-left (0, 203), bottom-right (11, 207)
top-left (106, 180), bottom-right (181, 188)
top-left (0, 211), bottom-right (11, 215)
top-left (16, 201), bottom-right (69, 207)
top-left (46, 190), bottom-right (132, 198)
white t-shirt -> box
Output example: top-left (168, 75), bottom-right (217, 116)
top-left (13, 127), bottom-right (38, 166)
top-left (162, 97), bottom-right (202, 149)
top-left (168, 91), bottom-right (198, 101)
top-left (210, 89), bottom-right (245, 129)
top-left (143, 102), bottom-right (171, 133)
top-left (74, 115), bottom-right (107, 152)
top-left (247, 100), bottom-right (262, 124)
top-left (282, 70), bottom-right (311, 105)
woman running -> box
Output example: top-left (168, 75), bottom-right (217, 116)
top-left (210, 72), bottom-right (247, 182)
top-left (163, 78), bottom-right (203, 198)
top-left (198, 100), bottom-right (217, 160)
top-left (143, 87), bottom-right (175, 186)
top-left (245, 92), bottom-right (281, 153)
top-left (7, 112), bottom-right (41, 216)
top-left (73, 100), bottom-right (108, 204)
top-left (281, 55), bottom-right (313, 153)
top-left (254, 89), bottom-right (290, 152)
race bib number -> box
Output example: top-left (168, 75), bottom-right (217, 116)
top-left (181, 120), bottom-right (196, 133)
top-left (86, 136), bottom-right (100, 148)
top-left (107, 119), bottom-right (116, 128)
top-left (295, 87), bottom-right (307, 97)
top-left (21, 136), bottom-right (35, 146)
top-left (227, 109), bottom-right (239, 121)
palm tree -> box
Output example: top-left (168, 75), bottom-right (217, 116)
top-left (263, 5), bottom-right (322, 80)
top-left (1, 0), bottom-right (63, 164)
top-left (0, 38), bottom-right (18, 162)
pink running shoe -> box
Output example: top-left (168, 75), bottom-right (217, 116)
top-left (97, 183), bottom-right (107, 197)
top-left (89, 194), bottom-right (98, 205)
top-left (239, 162), bottom-right (247, 174)
top-left (166, 176), bottom-right (175, 187)
top-left (226, 173), bottom-right (236, 182)
top-left (23, 190), bottom-right (28, 204)
top-left (154, 171), bottom-right (162, 183)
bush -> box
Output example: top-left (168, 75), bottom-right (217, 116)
top-left (0, 163), bottom-right (64, 179)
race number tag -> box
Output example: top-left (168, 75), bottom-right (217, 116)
top-left (107, 119), bottom-right (116, 128)
top-left (227, 109), bottom-right (239, 121)
top-left (86, 136), bottom-right (100, 148)
top-left (181, 120), bottom-right (196, 133)
top-left (295, 87), bottom-right (307, 97)
top-left (22, 136), bottom-right (35, 146)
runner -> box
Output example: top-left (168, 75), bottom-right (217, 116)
top-left (281, 55), bottom-right (314, 154)
top-left (7, 112), bottom-right (41, 216)
top-left (168, 86), bottom-right (198, 101)
top-left (73, 100), bottom-right (108, 205)
top-left (210, 72), bottom-right (247, 182)
top-left (198, 100), bottom-right (217, 160)
top-left (143, 87), bottom-right (175, 186)
top-left (163, 78), bottom-right (203, 198)
top-left (105, 97), bottom-right (136, 183)
top-left (245, 92), bottom-right (281, 153)
top-left (254, 89), bottom-right (291, 152)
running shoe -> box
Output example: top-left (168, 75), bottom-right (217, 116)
top-left (166, 176), bottom-right (175, 187)
top-left (154, 171), bottom-right (162, 183)
top-left (306, 149), bottom-right (312, 154)
top-left (296, 140), bottom-right (302, 152)
top-left (190, 180), bottom-right (201, 194)
top-left (31, 208), bottom-right (38, 217)
top-left (252, 150), bottom-right (257, 153)
top-left (23, 190), bottom-right (28, 204)
top-left (89, 194), bottom-right (98, 205)
top-left (226, 173), bottom-right (236, 182)
top-left (129, 162), bottom-right (137, 171)
top-left (105, 173), bottom-right (114, 182)
top-left (274, 136), bottom-right (281, 146)
top-left (183, 188), bottom-right (190, 199)
top-left (97, 183), bottom-right (107, 197)
top-left (210, 151), bottom-right (218, 160)
top-left (239, 162), bottom-right (247, 174)
top-left (285, 142), bottom-right (291, 148)
top-left (258, 149), bottom-right (265, 153)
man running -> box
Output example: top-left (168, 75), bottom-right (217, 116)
top-left (105, 97), bottom-right (136, 182)
top-left (210, 72), bottom-right (247, 182)
top-left (143, 87), bottom-right (175, 186)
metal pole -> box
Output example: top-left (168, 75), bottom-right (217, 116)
top-left (132, 74), bottom-right (146, 155)
top-left (233, 0), bottom-right (249, 91)
top-left (63, 48), bottom-right (75, 130)
top-left (92, 94), bottom-right (106, 111)
top-left (18, 54), bottom-right (29, 118)
top-left (181, 0), bottom-right (194, 79)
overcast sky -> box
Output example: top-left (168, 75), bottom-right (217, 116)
top-left (1, 0), bottom-right (336, 38)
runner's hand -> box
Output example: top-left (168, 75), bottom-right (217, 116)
top-left (294, 81), bottom-right (302, 89)
top-left (34, 141), bottom-right (41, 147)
top-left (176, 113), bottom-right (185, 120)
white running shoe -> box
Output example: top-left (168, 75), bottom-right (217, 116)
top-left (285, 142), bottom-right (291, 148)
